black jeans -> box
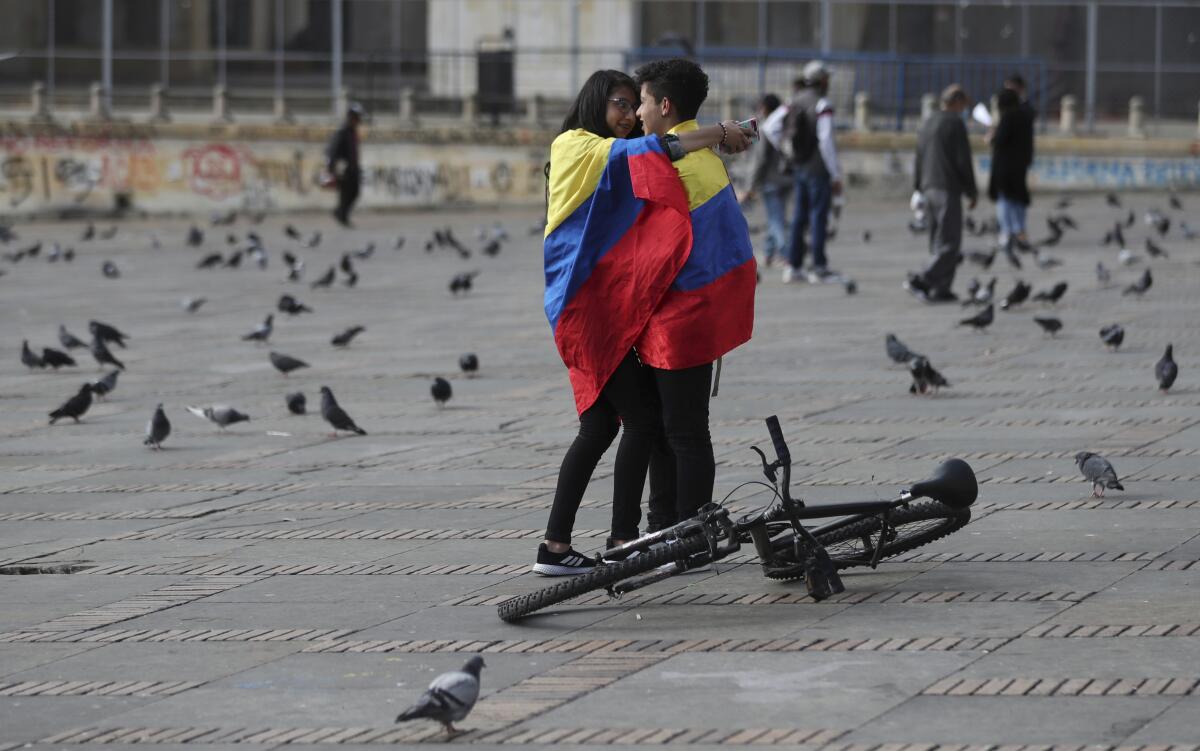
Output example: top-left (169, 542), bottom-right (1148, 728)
top-left (545, 351), bottom-right (663, 545)
top-left (649, 363), bottom-right (715, 521)
top-left (335, 173), bottom-right (361, 224)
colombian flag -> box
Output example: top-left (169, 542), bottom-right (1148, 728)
top-left (544, 125), bottom-right (755, 415)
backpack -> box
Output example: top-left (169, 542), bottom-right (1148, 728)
top-left (781, 103), bottom-right (819, 166)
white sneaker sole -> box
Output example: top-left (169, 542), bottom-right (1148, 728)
top-left (532, 563), bottom-right (595, 577)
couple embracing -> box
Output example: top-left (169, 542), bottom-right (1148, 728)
top-left (535, 59), bottom-right (757, 576)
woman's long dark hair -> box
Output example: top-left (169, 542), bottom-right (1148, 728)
top-left (546, 69), bottom-right (644, 212)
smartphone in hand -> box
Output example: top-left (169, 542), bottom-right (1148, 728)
top-left (736, 117), bottom-right (759, 141)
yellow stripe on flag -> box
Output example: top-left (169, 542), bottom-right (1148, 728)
top-left (545, 129), bottom-right (615, 237)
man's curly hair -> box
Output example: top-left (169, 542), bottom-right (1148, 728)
top-left (635, 58), bottom-right (709, 121)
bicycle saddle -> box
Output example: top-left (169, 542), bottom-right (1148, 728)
top-left (908, 458), bottom-right (977, 508)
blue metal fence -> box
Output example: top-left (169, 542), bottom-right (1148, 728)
top-left (625, 48), bottom-right (1048, 132)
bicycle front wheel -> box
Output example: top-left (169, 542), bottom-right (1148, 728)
top-left (497, 534), bottom-right (710, 622)
top-left (813, 500), bottom-right (970, 570)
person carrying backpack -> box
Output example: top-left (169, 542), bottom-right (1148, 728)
top-left (764, 61), bottom-right (843, 284)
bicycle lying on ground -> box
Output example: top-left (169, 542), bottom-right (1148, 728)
top-left (498, 415), bottom-right (978, 622)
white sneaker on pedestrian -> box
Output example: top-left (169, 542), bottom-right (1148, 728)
top-left (781, 266), bottom-right (803, 283)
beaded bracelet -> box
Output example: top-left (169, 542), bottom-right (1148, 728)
top-left (718, 121), bottom-right (728, 146)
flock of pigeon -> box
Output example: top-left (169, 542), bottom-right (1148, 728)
top-left (8, 215), bottom-right (501, 450)
top-left (889, 191), bottom-right (1191, 497)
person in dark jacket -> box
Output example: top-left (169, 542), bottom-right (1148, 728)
top-left (988, 88), bottom-right (1033, 256)
top-left (328, 103), bottom-right (364, 227)
top-left (904, 84), bottom-right (977, 304)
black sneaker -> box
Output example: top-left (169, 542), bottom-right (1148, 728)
top-left (532, 544), bottom-right (597, 576)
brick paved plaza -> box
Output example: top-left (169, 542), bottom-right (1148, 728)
top-left (2, 195), bottom-right (1199, 748)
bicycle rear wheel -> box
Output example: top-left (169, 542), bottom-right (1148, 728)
top-left (763, 500), bottom-right (969, 579)
top-left (815, 500), bottom-right (970, 570)
top-left (497, 534), bottom-right (710, 622)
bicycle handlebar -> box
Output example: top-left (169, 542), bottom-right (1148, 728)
top-left (764, 415), bottom-right (794, 503)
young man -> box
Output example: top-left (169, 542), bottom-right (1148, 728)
top-left (740, 93), bottom-right (791, 267)
top-left (764, 61), bottom-right (843, 284)
top-left (633, 58), bottom-right (756, 525)
top-left (327, 103), bottom-right (364, 227)
top-left (905, 84), bottom-right (977, 304)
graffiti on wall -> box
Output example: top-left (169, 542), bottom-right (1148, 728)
top-left (978, 154), bottom-right (1200, 189)
top-left (0, 132), bottom-right (546, 214)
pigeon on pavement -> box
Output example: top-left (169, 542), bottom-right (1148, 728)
top-left (908, 356), bottom-right (950, 395)
top-left (885, 334), bottom-right (921, 365)
top-left (21, 340), bottom-right (44, 369)
top-left (181, 297), bottom-right (207, 313)
top-left (58, 325), bottom-right (86, 349)
top-left (242, 314), bottom-right (274, 343)
top-left (1156, 344), bottom-right (1178, 392)
top-left (90, 370), bottom-right (119, 400)
top-left (449, 272), bottom-right (478, 295)
top-left (90, 336), bottom-right (125, 371)
top-left (1075, 452), bottom-right (1123, 497)
top-left (1033, 316), bottom-right (1063, 337)
top-left (331, 326), bottom-right (365, 347)
top-left (89, 320), bottom-right (129, 348)
top-left (285, 392), bottom-right (307, 415)
top-left (1099, 324), bottom-right (1125, 351)
top-left (310, 266), bottom-right (335, 289)
top-left (101, 261), bottom-right (120, 279)
top-left (41, 347), bottom-right (77, 369)
top-left (999, 280), bottom-right (1031, 310)
top-left (394, 655), bottom-right (485, 736)
top-left (1095, 263), bottom-right (1112, 287)
top-left (270, 351), bottom-right (309, 376)
top-left (1032, 281), bottom-right (1068, 305)
top-left (49, 384), bottom-right (93, 424)
top-left (1122, 269), bottom-right (1152, 297)
top-left (277, 294), bottom-right (313, 315)
top-left (459, 353), bottom-right (479, 374)
top-left (144, 404), bottom-right (170, 449)
top-left (186, 405), bottom-right (250, 429)
top-left (431, 377), bottom-right (452, 406)
top-left (319, 386), bottom-right (367, 436)
top-left (958, 304), bottom-right (994, 332)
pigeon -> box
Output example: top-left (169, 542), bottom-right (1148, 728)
top-left (90, 370), bottom-right (119, 400)
top-left (1122, 269), bottom-right (1152, 297)
top-left (885, 334), bottom-right (921, 365)
top-left (958, 304), bottom-right (994, 332)
top-left (98, 226), bottom-right (118, 240)
top-left (270, 351), bottom-right (309, 376)
top-left (394, 236), bottom-right (406, 250)
top-left (964, 247), bottom-right (997, 269)
top-left (1105, 192), bottom-right (1121, 208)
top-left (331, 325), bottom-right (364, 347)
top-left (21, 340), bottom-right (44, 369)
top-left (1096, 262), bottom-right (1112, 287)
top-left (342, 269), bottom-right (358, 288)
top-left (1103, 222), bottom-right (1126, 249)
top-left (962, 277), bottom-right (996, 307)
top-left (89, 336), bottom-right (125, 371)
top-left (101, 261), bottom-right (120, 279)
top-left (186, 226), bottom-right (204, 247)
top-left (1118, 248), bottom-right (1140, 267)
top-left (350, 242), bottom-right (375, 260)
top-left (431, 377), bottom-right (452, 406)
top-left (282, 250), bottom-right (304, 282)
top-left (1099, 324), bottom-right (1125, 351)
top-left (481, 238), bottom-right (502, 257)
top-left (49, 383), bottom-right (93, 424)
top-left (285, 391), bottom-right (307, 415)
top-left (1123, 209), bottom-right (1136, 229)
top-left (181, 297), bottom-right (207, 313)
top-left (89, 320), bottom-right (129, 348)
top-left (908, 356), bottom-right (950, 395)
top-left (277, 294), bottom-right (313, 315)
top-left (186, 404), bottom-right (251, 429)
top-left (1033, 250), bottom-right (1062, 270)
top-left (310, 266), bottom-right (335, 289)
top-left (339, 253), bottom-right (355, 277)
top-left (1169, 194), bottom-right (1184, 211)
top-left (1156, 344), bottom-right (1178, 393)
top-left (394, 655), bottom-right (485, 736)
top-left (999, 281), bottom-right (1031, 311)
top-left (81, 223), bottom-right (95, 241)
top-left (46, 242), bottom-right (62, 262)
top-left (284, 224), bottom-right (302, 240)
top-left (242, 314), bottom-right (274, 343)
top-left (144, 404), bottom-right (170, 449)
top-left (319, 386), bottom-right (367, 436)
top-left (1182, 221), bottom-right (1198, 241)
top-left (1075, 451), bottom-right (1123, 497)
top-left (459, 353), bottom-right (479, 374)
top-left (223, 249), bottom-right (243, 268)
top-left (449, 271), bottom-right (478, 295)
top-left (1145, 237), bottom-right (1168, 259)
top-left (23, 242), bottom-right (41, 258)
top-left (196, 252), bottom-right (223, 269)
top-left (304, 231), bottom-right (322, 249)
top-left (1145, 209), bottom-right (1170, 237)
top-left (1032, 281), bottom-right (1068, 304)
top-left (41, 347), bottom-right (77, 369)
top-left (1033, 316), bottom-right (1063, 337)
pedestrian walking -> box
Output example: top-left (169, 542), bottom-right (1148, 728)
top-left (765, 61), bottom-right (844, 284)
top-left (905, 84), bottom-right (977, 304)
top-left (326, 103), bottom-right (364, 227)
top-left (740, 93), bottom-right (791, 267)
top-left (988, 88), bottom-right (1033, 257)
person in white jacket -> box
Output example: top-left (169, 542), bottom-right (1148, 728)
top-left (762, 61), bottom-right (843, 284)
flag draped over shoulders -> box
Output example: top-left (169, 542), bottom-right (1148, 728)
top-left (543, 129), bottom-right (693, 415)
top-left (635, 120), bottom-right (756, 370)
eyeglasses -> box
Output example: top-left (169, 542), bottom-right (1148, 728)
top-left (608, 97), bottom-right (634, 114)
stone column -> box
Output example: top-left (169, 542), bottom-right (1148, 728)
top-left (526, 94), bottom-right (543, 127)
top-left (398, 87), bottom-right (418, 125)
top-left (30, 81), bottom-right (52, 122)
top-left (853, 91), bottom-right (870, 132)
top-left (1059, 95), bottom-right (1077, 136)
top-left (721, 95), bottom-right (735, 123)
top-left (1127, 96), bottom-right (1146, 138)
top-left (274, 93), bottom-right (294, 124)
top-left (462, 94), bottom-right (477, 124)
top-left (212, 84), bottom-right (233, 122)
top-left (148, 84), bottom-right (171, 123)
top-left (920, 93), bottom-right (936, 123)
top-left (335, 86), bottom-right (351, 119)
top-left (89, 82), bottom-right (112, 121)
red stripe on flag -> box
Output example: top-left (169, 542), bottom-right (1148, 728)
top-left (554, 202), bottom-right (692, 414)
top-left (636, 257), bottom-right (757, 370)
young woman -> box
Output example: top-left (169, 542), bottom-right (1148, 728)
top-left (536, 69), bottom-right (751, 575)
top-left (988, 88), bottom-right (1033, 252)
